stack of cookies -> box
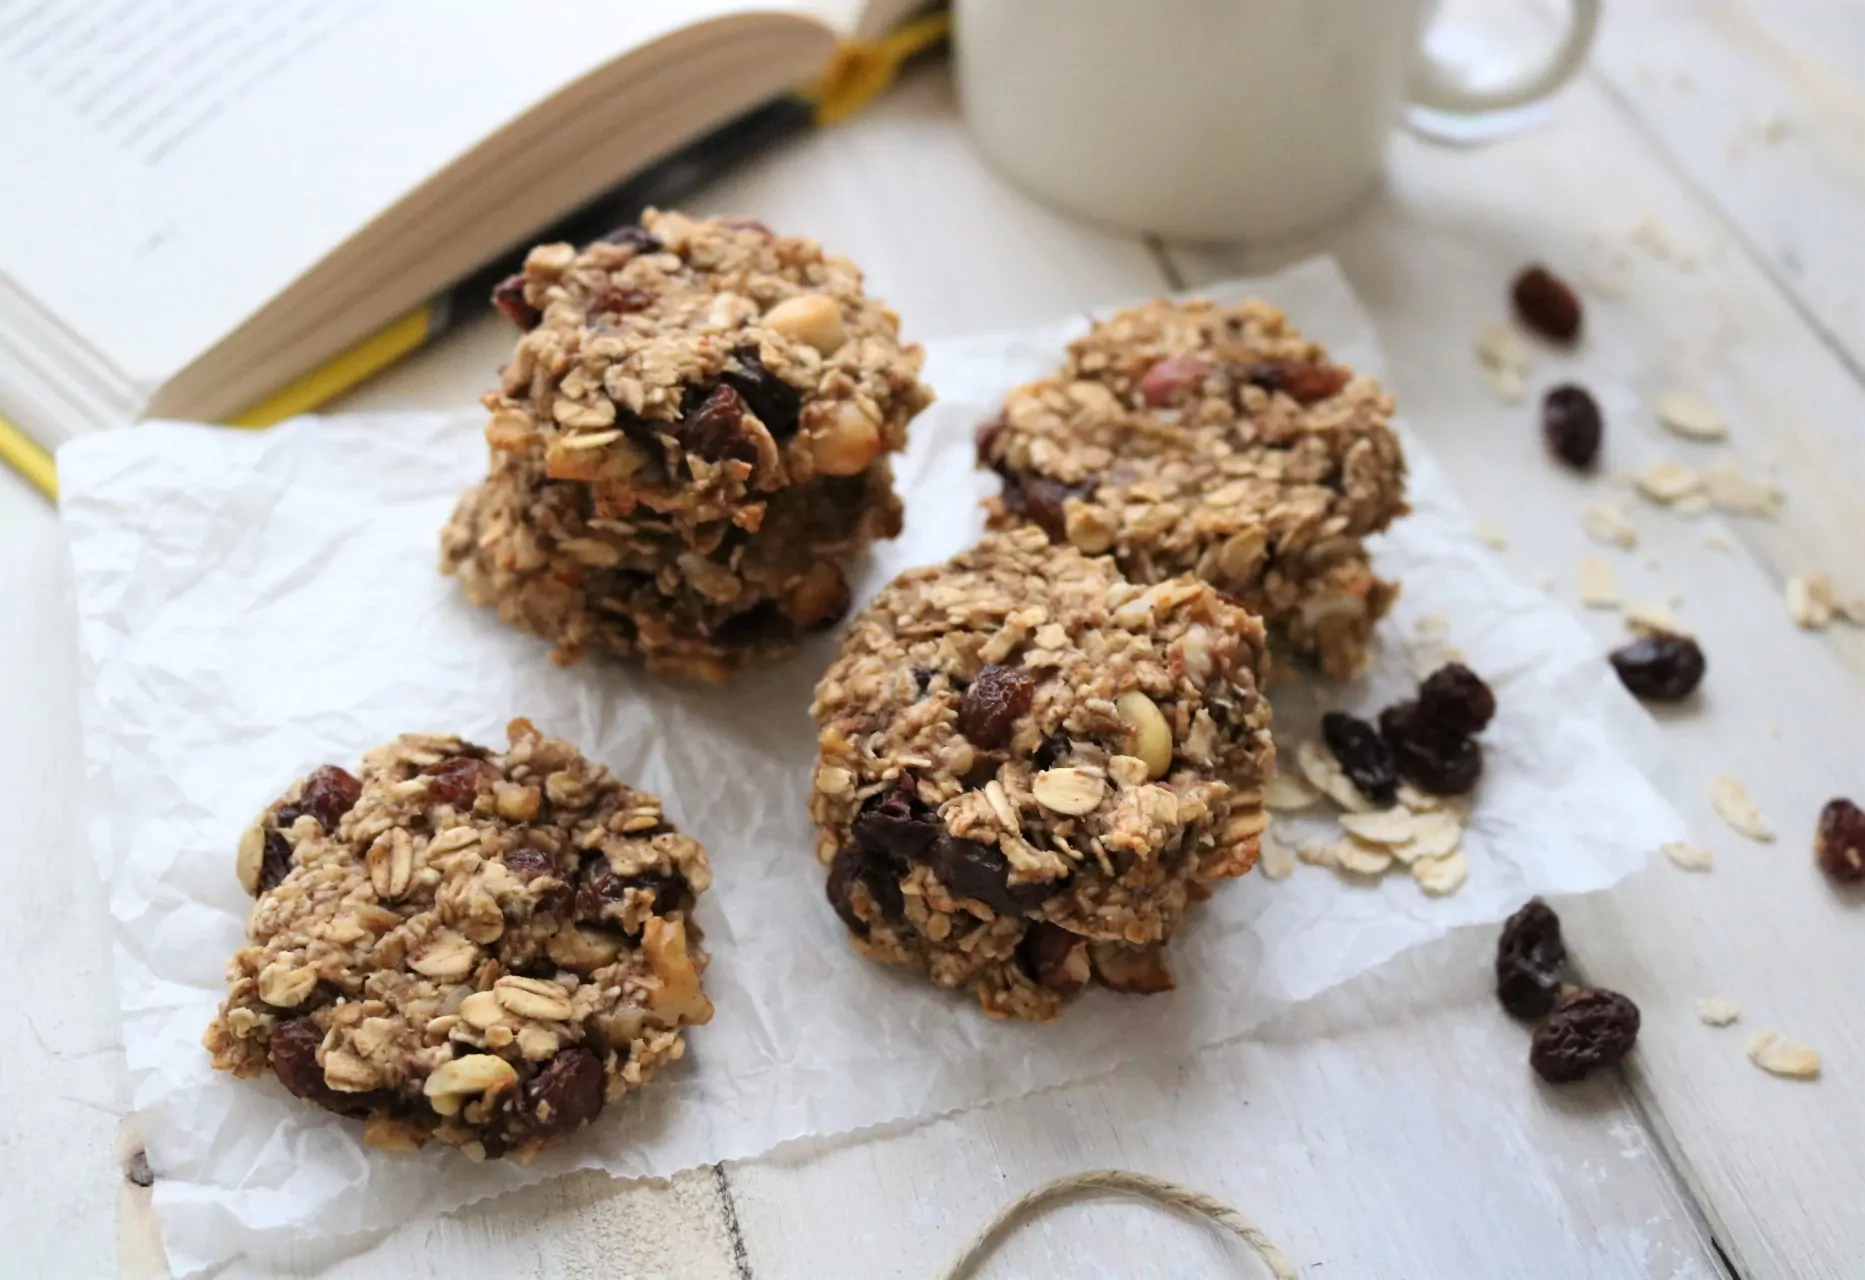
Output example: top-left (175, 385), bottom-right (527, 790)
top-left (442, 209), bottom-right (934, 681)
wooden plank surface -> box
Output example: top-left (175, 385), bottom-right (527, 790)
top-left (1164, 17), bottom-right (1865, 1275)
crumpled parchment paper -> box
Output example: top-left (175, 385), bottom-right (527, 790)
top-left (61, 259), bottom-right (1683, 1275)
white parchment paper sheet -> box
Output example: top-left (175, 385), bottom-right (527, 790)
top-left (62, 260), bottom-right (1683, 1275)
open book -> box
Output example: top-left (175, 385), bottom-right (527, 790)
top-left (0, 0), bottom-right (930, 479)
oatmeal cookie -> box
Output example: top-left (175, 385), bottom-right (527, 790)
top-left (809, 528), bottom-right (1275, 1021)
top-left (979, 297), bottom-right (1407, 678)
top-left (203, 720), bottom-right (713, 1160)
top-left (447, 209), bottom-right (932, 677)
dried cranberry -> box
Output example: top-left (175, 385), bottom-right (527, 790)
top-left (929, 833), bottom-right (1060, 917)
top-left (675, 383), bottom-right (754, 461)
top-left (422, 756), bottom-right (501, 808)
top-left (1530, 987), bottom-right (1640, 1083)
top-left (599, 225), bottom-right (663, 253)
top-left (491, 273), bottom-right (539, 329)
top-left (258, 829), bottom-right (294, 893)
top-left (1380, 702), bottom-right (1484, 795)
top-left (591, 286), bottom-right (652, 316)
top-left (1511, 265), bottom-right (1583, 343)
top-left (502, 847), bottom-right (557, 881)
top-left (1495, 899), bottom-right (1568, 1019)
top-left (1017, 922), bottom-right (1087, 995)
top-left (269, 1017), bottom-right (382, 1117)
top-left (299, 765), bottom-right (362, 832)
top-left (521, 1047), bottom-right (606, 1139)
top-left (1320, 711), bottom-right (1398, 805)
top-left (957, 664), bottom-right (1036, 749)
top-left (1138, 354), bottom-right (1213, 406)
top-left (1542, 384), bottom-right (1603, 470)
top-left (1417, 663), bottom-right (1496, 738)
top-left (1245, 359), bottom-right (1350, 404)
top-left (1815, 798), bottom-right (1865, 884)
top-left (1608, 633), bottom-right (1705, 701)
top-left (999, 472), bottom-right (1088, 542)
top-left (721, 345), bottom-right (801, 439)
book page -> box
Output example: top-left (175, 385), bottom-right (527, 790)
top-left (0, 0), bottom-right (811, 396)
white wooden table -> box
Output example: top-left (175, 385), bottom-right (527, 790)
top-left (7, 3), bottom-right (1865, 1275)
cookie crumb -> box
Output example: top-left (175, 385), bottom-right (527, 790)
top-left (1696, 998), bottom-right (1740, 1027)
top-left (1578, 555), bottom-right (1621, 608)
top-left (1748, 1029), bottom-right (1820, 1079)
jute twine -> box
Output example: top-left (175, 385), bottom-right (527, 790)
top-left (940, 1170), bottom-right (1298, 1279)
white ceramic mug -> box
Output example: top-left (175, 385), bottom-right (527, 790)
top-left (955, 0), bottom-right (1601, 240)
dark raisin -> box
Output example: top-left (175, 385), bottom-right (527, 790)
top-left (422, 756), bottom-right (502, 808)
top-left (1495, 899), bottom-right (1568, 1019)
top-left (258, 829), bottom-right (294, 893)
top-left (1530, 987), bottom-right (1640, 1083)
top-left (1417, 663), bottom-right (1496, 738)
top-left (1017, 921), bottom-right (1087, 995)
top-left (722, 345), bottom-right (802, 439)
top-left (911, 666), bottom-right (935, 695)
top-left (1608, 632), bottom-right (1705, 701)
top-left (591, 286), bottom-right (652, 316)
top-left (1542, 384), bottom-right (1603, 470)
top-left (674, 383), bottom-right (754, 461)
top-left (974, 417), bottom-right (1005, 466)
top-left (999, 472), bottom-right (1084, 542)
top-left (502, 847), bottom-right (557, 881)
top-left (852, 786), bottom-right (942, 866)
top-left (1032, 730), bottom-right (1071, 771)
top-left (1320, 711), bottom-right (1398, 805)
top-left (491, 272), bottom-right (539, 329)
top-left (576, 862), bottom-right (684, 924)
top-left (826, 843), bottom-right (905, 934)
top-left (928, 833), bottom-right (1060, 916)
top-left (1245, 359), bottom-right (1350, 404)
top-left (1512, 265), bottom-right (1583, 343)
top-left (957, 664), bottom-right (1036, 749)
top-left (1815, 798), bottom-right (1865, 884)
top-left (599, 225), bottom-right (663, 253)
top-left (269, 1016), bottom-right (383, 1117)
top-left (1138, 353), bottom-right (1213, 406)
top-left (299, 765), bottom-right (362, 832)
top-left (521, 1047), bottom-right (606, 1140)
top-left (1380, 702), bottom-right (1484, 795)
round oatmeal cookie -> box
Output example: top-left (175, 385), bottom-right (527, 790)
top-left (482, 208), bottom-right (932, 522)
top-left (203, 719), bottom-right (714, 1160)
top-left (978, 297), bottom-right (1407, 679)
top-left (809, 527), bottom-right (1275, 1021)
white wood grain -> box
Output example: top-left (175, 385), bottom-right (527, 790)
top-left (1165, 35), bottom-right (1865, 1278)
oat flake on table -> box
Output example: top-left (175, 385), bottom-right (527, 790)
top-left (1748, 1030), bottom-right (1821, 1079)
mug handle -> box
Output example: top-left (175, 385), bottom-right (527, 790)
top-left (1407, 0), bottom-right (1602, 114)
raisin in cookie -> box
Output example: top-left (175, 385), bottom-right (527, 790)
top-left (204, 720), bottom-right (712, 1160)
top-left (979, 297), bottom-right (1407, 678)
top-left (442, 209), bottom-right (932, 680)
top-left (809, 528), bottom-right (1275, 1021)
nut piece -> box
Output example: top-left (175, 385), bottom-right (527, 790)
top-left (1747, 1029), bottom-right (1821, 1079)
top-left (1090, 942), bottom-right (1176, 994)
top-left (1031, 767), bottom-right (1107, 815)
top-left (762, 293), bottom-right (846, 355)
top-left (236, 826), bottom-right (267, 896)
top-left (409, 930), bottom-right (478, 979)
top-left (1115, 691), bottom-right (1173, 780)
top-left (494, 975), bottom-right (574, 1022)
top-left (257, 962), bottom-right (317, 1008)
top-left (423, 1053), bottom-right (520, 1116)
top-left (810, 401), bottom-right (882, 476)
top-left (641, 917), bottom-right (714, 1026)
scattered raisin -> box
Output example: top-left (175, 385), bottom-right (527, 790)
top-left (422, 756), bottom-right (501, 808)
top-left (998, 472), bottom-right (1088, 542)
top-left (1017, 922), bottom-right (1087, 996)
top-left (298, 765), bottom-right (362, 832)
top-left (1245, 359), bottom-right (1350, 404)
top-left (1608, 632), bottom-right (1705, 701)
top-left (1815, 798), bottom-right (1865, 884)
top-left (1138, 354), bottom-right (1213, 406)
top-left (590, 286), bottom-right (652, 316)
top-left (269, 1016), bottom-right (381, 1117)
top-left (722, 345), bottom-right (801, 439)
top-left (599, 225), bottom-right (663, 253)
top-left (1417, 663), bottom-right (1496, 738)
top-left (1511, 265), bottom-right (1582, 343)
top-left (258, 829), bottom-right (294, 893)
top-left (1380, 702), bottom-right (1484, 795)
top-left (929, 833), bottom-right (1060, 916)
top-left (957, 664), bottom-right (1036, 749)
top-left (521, 1047), bottom-right (606, 1140)
top-left (1495, 899), bottom-right (1568, 1019)
top-left (675, 383), bottom-right (754, 461)
top-left (1530, 987), bottom-right (1640, 1083)
top-left (491, 273), bottom-right (539, 329)
top-left (1542, 384), bottom-right (1603, 470)
top-left (502, 847), bottom-right (557, 881)
top-left (1320, 711), bottom-right (1397, 805)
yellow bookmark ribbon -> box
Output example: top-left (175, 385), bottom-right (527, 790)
top-left (806, 10), bottom-right (951, 126)
top-left (0, 411), bottom-right (56, 500)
